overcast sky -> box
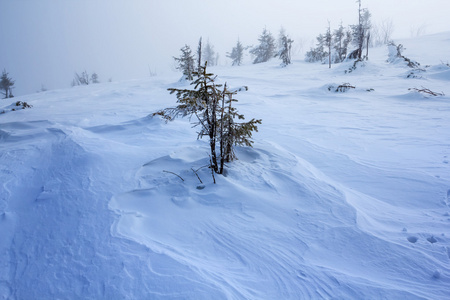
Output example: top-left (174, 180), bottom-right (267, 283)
top-left (1, 0), bottom-right (449, 96)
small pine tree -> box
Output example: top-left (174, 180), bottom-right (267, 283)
top-left (72, 71), bottom-right (90, 86)
top-left (91, 72), bottom-right (100, 84)
top-left (0, 69), bottom-right (15, 98)
top-left (276, 30), bottom-right (294, 67)
top-left (174, 45), bottom-right (195, 81)
top-left (362, 8), bottom-right (372, 58)
top-left (250, 28), bottom-right (276, 64)
top-left (333, 22), bottom-right (350, 63)
top-left (227, 39), bottom-right (244, 66)
top-left (203, 40), bottom-right (217, 66)
top-left (350, 0), bottom-right (371, 60)
top-left (343, 29), bottom-right (353, 60)
top-left (197, 37), bottom-right (202, 72)
top-left (305, 33), bottom-right (328, 63)
top-left (157, 63), bottom-right (261, 176)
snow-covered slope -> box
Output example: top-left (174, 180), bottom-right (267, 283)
top-left (1, 33), bottom-right (450, 299)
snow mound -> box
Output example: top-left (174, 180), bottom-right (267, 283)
top-left (427, 64), bottom-right (450, 81)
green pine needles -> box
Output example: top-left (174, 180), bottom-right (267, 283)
top-left (156, 62), bottom-right (261, 176)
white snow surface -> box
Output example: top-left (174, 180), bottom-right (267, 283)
top-left (1, 33), bottom-right (450, 299)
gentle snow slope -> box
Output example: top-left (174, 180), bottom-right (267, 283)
top-left (1, 33), bottom-right (450, 299)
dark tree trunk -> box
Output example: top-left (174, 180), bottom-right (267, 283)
top-left (366, 33), bottom-right (370, 59)
top-left (209, 87), bottom-right (219, 173)
top-left (219, 86), bottom-right (226, 174)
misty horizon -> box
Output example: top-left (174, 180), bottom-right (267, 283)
top-left (1, 0), bottom-right (449, 96)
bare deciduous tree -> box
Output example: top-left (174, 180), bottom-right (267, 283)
top-left (380, 18), bottom-right (395, 44)
top-left (410, 23), bottom-right (427, 38)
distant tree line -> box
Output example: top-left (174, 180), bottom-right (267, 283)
top-left (1, 67), bottom-right (106, 97)
top-left (305, 0), bottom-right (394, 66)
top-left (3, 1), bottom-right (396, 98)
top-left (173, 0), bottom-right (396, 77)
top-left (71, 71), bottom-right (100, 86)
top-left (174, 28), bottom-right (295, 79)
top-left (305, 0), bottom-right (372, 64)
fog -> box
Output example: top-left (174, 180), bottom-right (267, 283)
top-left (1, 0), bottom-right (449, 96)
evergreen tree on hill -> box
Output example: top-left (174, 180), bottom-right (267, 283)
top-left (349, 0), bottom-right (371, 60)
top-left (305, 33), bottom-right (328, 63)
top-left (227, 39), bottom-right (244, 66)
top-left (90, 72), bottom-right (100, 84)
top-left (250, 28), bottom-right (276, 64)
top-left (276, 30), bottom-right (294, 67)
top-left (333, 22), bottom-right (351, 63)
top-left (197, 37), bottom-right (203, 72)
top-left (1, 69), bottom-right (15, 98)
top-left (174, 45), bottom-right (195, 81)
top-left (203, 40), bottom-right (217, 66)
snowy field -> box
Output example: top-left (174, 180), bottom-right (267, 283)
top-left (1, 33), bottom-right (450, 299)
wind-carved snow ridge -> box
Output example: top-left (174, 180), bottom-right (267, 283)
top-left (110, 135), bottom-right (450, 299)
top-left (110, 141), bottom-right (359, 299)
top-left (0, 122), bottom-right (94, 298)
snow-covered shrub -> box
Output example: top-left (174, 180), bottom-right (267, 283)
top-left (4, 101), bottom-right (33, 112)
top-left (336, 83), bottom-right (356, 92)
top-left (387, 42), bottom-right (421, 69)
top-left (326, 83), bottom-right (374, 93)
top-left (327, 83), bottom-right (356, 92)
top-left (408, 87), bottom-right (445, 97)
top-left (15, 101), bottom-right (32, 109)
top-left (406, 69), bottom-right (426, 79)
top-left (387, 43), bottom-right (399, 63)
top-left (345, 58), bottom-right (366, 73)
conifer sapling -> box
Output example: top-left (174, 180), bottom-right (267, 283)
top-left (155, 63), bottom-right (261, 176)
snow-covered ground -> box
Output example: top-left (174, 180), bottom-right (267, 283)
top-left (1, 33), bottom-right (450, 299)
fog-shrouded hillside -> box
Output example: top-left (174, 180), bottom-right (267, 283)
top-left (3, 1), bottom-right (450, 97)
top-left (1, 33), bottom-right (450, 299)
